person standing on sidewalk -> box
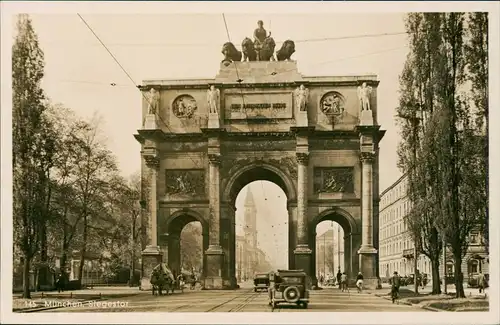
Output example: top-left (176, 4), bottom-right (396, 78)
top-left (356, 272), bottom-right (364, 293)
top-left (336, 270), bottom-right (342, 290)
top-left (341, 272), bottom-right (348, 292)
top-left (391, 271), bottom-right (401, 303)
top-left (477, 271), bottom-right (486, 294)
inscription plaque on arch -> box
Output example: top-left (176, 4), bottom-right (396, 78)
top-left (224, 90), bottom-right (293, 119)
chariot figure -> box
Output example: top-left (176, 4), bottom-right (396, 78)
top-left (147, 88), bottom-right (159, 114)
top-left (254, 20), bottom-right (271, 61)
top-left (207, 85), bottom-right (220, 114)
top-left (357, 82), bottom-right (373, 111)
top-left (295, 85), bottom-right (309, 112)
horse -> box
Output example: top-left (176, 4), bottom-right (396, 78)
top-left (221, 42), bottom-right (242, 63)
top-left (276, 40), bottom-right (296, 61)
top-left (242, 37), bottom-right (257, 62)
top-left (258, 37), bottom-right (276, 61)
top-left (150, 264), bottom-right (175, 296)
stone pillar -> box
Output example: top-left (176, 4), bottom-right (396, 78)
top-left (294, 152), bottom-right (312, 281)
top-left (310, 229), bottom-right (319, 289)
top-left (140, 155), bottom-right (163, 291)
top-left (204, 154), bottom-right (224, 289)
top-left (167, 234), bottom-right (181, 277)
top-left (358, 151), bottom-right (378, 289)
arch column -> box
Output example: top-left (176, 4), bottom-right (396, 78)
top-left (357, 151), bottom-right (378, 288)
top-left (167, 233), bottom-right (181, 277)
top-left (204, 153), bottom-right (224, 289)
top-left (140, 154), bottom-right (163, 290)
top-left (294, 152), bottom-right (312, 280)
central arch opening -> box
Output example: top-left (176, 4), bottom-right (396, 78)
top-left (315, 221), bottom-right (344, 287)
top-left (235, 182), bottom-right (288, 285)
top-left (226, 165), bottom-right (294, 288)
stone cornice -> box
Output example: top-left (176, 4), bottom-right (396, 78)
top-left (158, 200), bottom-right (210, 206)
top-left (136, 129), bottom-right (362, 143)
top-left (139, 80), bottom-right (380, 90)
top-left (355, 125), bottom-right (386, 142)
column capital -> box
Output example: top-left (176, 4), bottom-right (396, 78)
top-left (359, 151), bottom-right (376, 163)
top-left (144, 156), bottom-right (160, 169)
top-left (208, 153), bottom-right (221, 166)
top-left (296, 152), bottom-right (310, 166)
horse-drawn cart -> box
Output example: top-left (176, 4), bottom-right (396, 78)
top-left (150, 263), bottom-right (176, 296)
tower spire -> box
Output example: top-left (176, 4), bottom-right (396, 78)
top-left (244, 187), bottom-right (255, 207)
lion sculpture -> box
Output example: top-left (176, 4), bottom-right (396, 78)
top-left (221, 42), bottom-right (242, 63)
top-left (276, 40), bottom-right (296, 61)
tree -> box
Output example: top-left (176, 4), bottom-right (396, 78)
top-left (68, 115), bottom-right (118, 283)
top-left (180, 222), bottom-right (203, 272)
top-left (464, 13), bottom-right (488, 254)
top-left (397, 13), bottom-right (444, 295)
top-left (398, 13), bottom-right (488, 298)
top-left (12, 14), bottom-right (56, 298)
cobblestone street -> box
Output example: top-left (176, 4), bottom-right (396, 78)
top-left (38, 287), bottom-right (425, 313)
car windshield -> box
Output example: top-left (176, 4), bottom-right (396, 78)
top-left (281, 276), bottom-right (303, 284)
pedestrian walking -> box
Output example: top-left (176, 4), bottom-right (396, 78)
top-left (341, 272), bottom-right (348, 292)
top-left (356, 272), bottom-right (364, 293)
top-left (477, 271), bottom-right (486, 294)
top-left (391, 271), bottom-right (401, 303)
top-left (336, 270), bottom-right (342, 290)
top-left (177, 274), bottom-right (185, 293)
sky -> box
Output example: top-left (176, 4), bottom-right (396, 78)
top-left (235, 182), bottom-right (344, 269)
top-left (28, 13), bottom-right (408, 190)
top-left (27, 13), bottom-right (408, 268)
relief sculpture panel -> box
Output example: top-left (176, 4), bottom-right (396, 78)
top-left (165, 169), bottom-right (206, 197)
top-left (313, 167), bottom-right (354, 193)
top-left (222, 156), bottom-right (297, 182)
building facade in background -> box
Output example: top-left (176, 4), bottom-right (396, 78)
top-left (315, 224), bottom-right (344, 278)
top-left (235, 188), bottom-right (272, 282)
top-left (379, 174), bottom-right (489, 282)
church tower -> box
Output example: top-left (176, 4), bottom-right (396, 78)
top-left (244, 187), bottom-right (258, 250)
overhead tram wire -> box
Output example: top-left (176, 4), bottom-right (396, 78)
top-left (77, 13), bottom-right (203, 170)
top-left (262, 45), bottom-right (409, 79)
top-left (70, 31), bottom-right (409, 48)
top-left (221, 13), bottom-right (248, 119)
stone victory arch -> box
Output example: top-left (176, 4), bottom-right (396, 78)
top-left (135, 28), bottom-right (385, 290)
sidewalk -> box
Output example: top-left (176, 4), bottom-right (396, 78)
top-left (12, 286), bottom-right (141, 313)
top-left (369, 283), bottom-right (489, 312)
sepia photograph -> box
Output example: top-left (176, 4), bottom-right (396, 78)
top-left (1, 1), bottom-right (499, 324)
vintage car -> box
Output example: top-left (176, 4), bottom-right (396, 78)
top-left (268, 269), bottom-right (310, 309)
top-left (254, 273), bottom-right (270, 292)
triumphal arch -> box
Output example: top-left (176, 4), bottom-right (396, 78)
top-left (135, 22), bottom-right (385, 290)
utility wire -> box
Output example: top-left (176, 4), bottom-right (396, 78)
top-left (77, 13), bottom-right (202, 169)
top-left (55, 31), bottom-right (408, 48)
top-left (221, 13), bottom-right (247, 118)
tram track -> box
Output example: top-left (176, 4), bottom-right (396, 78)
top-left (203, 289), bottom-right (261, 312)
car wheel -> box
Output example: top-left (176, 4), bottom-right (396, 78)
top-left (283, 286), bottom-right (300, 303)
top-left (272, 301), bottom-right (278, 309)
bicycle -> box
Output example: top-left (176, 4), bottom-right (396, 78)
top-left (391, 287), bottom-right (400, 304)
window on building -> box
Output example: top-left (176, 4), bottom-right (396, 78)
top-left (470, 233), bottom-right (479, 244)
top-left (468, 259), bottom-right (479, 274)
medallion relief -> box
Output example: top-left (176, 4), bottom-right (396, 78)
top-left (320, 92), bottom-right (345, 116)
top-left (313, 167), bottom-right (354, 193)
top-left (172, 95), bottom-right (198, 118)
top-left (165, 169), bottom-right (206, 196)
